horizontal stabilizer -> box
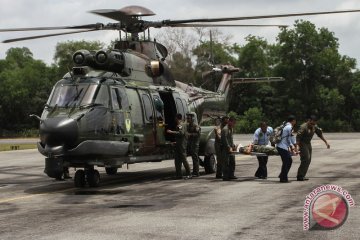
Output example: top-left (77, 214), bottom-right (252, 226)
top-left (232, 77), bottom-right (284, 84)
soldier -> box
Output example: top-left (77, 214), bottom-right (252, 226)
top-left (253, 121), bottom-right (273, 179)
top-left (296, 115), bottom-right (330, 181)
top-left (167, 113), bottom-right (191, 179)
top-left (186, 112), bottom-right (201, 177)
top-left (221, 116), bottom-right (238, 181)
top-left (214, 116), bottom-right (229, 178)
top-left (276, 115), bottom-right (298, 183)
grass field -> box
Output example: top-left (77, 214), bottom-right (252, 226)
top-left (0, 144), bottom-right (37, 152)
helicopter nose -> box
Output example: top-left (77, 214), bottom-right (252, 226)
top-left (40, 117), bottom-right (79, 147)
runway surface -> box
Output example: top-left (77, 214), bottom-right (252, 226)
top-left (0, 133), bottom-right (359, 239)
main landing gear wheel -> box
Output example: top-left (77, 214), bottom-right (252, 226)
top-left (86, 169), bottom-right (100, 187)
top-left (105, 167), bottom-right (118, 175)
top-left (204, 154), bottom-right (216, 174)
top-left (74, 170), bottom-right (86, 187)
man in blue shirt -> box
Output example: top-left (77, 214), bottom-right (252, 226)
top-left (276, 115), bottom-right (298, 183)
top-left (253, 121), bottom-right (273, 179)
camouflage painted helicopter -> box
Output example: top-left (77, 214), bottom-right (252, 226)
top-left (1, 6), bottom-right (360, 187)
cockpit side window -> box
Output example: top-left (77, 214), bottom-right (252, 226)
top-left (111, 88), bottom-right (122, 110)
top-left (117, 88), bottom-right (129, 110)
top-left (94, 85), bottom-right (110, 108)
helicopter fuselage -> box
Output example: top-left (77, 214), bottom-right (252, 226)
top-left (35, 44), bottom-right (234, 185)
top-left (38, 72), bottom-right (223, 180)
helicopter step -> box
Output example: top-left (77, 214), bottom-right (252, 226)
top-left (44, 157), bottom-right (66, 180)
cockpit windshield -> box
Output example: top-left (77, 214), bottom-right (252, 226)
top-left (48, 83), bottom-right (98, 107)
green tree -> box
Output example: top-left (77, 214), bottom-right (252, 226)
top-left (275, 20), bottom-right (357, 129)
top-left (0, 47), bottom-right (57, 134)
top-left (230, 36), bottom-right (279, 122)
top-left (237, 107), bottom-right (265, 133)
top-left (168, 52), bottom-right (195, 84)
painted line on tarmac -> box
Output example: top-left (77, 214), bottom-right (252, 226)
top-left (0, 188), bottom-right (75, 204)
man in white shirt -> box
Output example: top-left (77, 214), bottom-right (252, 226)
top-left (253, 122), bottom-right (273, 179)
top-left (276, 115), bottom-right (298, 183)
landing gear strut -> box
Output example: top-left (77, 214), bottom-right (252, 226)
top-left (74, 168), bottom-right (100, 188)
top-left (204, 154), bottom-right (216, 174)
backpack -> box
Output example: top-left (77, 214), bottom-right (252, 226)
top-left (270, 122), bottom-right (286, 145)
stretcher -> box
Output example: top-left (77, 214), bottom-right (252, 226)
top-left (236, 144), bottom-right (299, 157)
top-left (236, 144), bottom-right (279, 156)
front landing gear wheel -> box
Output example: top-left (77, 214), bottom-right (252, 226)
top-left (86, 169), bottom-right (100, 187)
top-left (74, 170), bottom-right (86, 188)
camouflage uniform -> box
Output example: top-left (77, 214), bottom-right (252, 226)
top-left (187, 122), bottom-right (201, 176)
top-left (174, 122), bottom-right (191, 178)
top-left (214, 125), bottom-right (223, 178)
top-left (296, 123), bottom-right (324, 179)
top-left (221, 124), bottom-right (236, 180)
top-left (239, 145), bottom-right (278, 155)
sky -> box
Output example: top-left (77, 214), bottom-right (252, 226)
top-left (1, 0), bottom-right (360, 66)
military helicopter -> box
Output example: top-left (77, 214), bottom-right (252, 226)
top-left (1, 6), bottom-right (360, 187)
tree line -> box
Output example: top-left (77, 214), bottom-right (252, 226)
top-left (0, 20), bottom-right (359, 136)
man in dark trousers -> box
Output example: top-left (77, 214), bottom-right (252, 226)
top-left (167, 114), bottom-right (191, 179)
top-left (186, 112), bottom-right (201, 177)
top-left (296, 115), bottom-right (330, 181)
top-left (221, 116), bottom-right (237, 181)
top-left (276, 115), bottom-right (298, 183)
top-left (214, 116), bottom-right (229, 178)
top-left (253, 121), bottom-right (274, 179)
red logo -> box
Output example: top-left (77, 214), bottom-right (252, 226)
top-left (311, 192), bottom-right (348, 229)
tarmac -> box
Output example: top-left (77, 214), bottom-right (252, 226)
top-left (0, 133), bottom-right (359, 240)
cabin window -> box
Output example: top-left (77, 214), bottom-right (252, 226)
top-left (141, 94), bottom-right (154, 122)
top-left (153, 95), bottom-right (164, 121)
top-left (181, 99), bottom-right (188, 114)
top-left (175, 98), bottom-right (185, 119)
top-left (126, 88), bottom-right (143, 126)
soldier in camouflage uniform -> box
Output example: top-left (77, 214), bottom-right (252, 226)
top-left (239, 145), bottom-right (279, 155)
top-left (167, 113), bottom-right (191, 179)
top-left (186, 112), bottom-right (201, 177)
top-left (214, 116), bottom-right (229, 178)
top-left (296, 115), bottom-right (330, 181)
top-left (221, 116), bottom-right (237, 181)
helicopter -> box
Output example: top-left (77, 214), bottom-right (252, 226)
top-left (1, 5), bottom-right (360, 187)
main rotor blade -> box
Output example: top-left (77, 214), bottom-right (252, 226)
top-left (0, 24), bottom-right (103, 32)
top-left (170, 23), bottom-right (288, 28)
top-left (163, 9), bottom-right (360, 25)
top-left (2, 29), bottom-right (98, 43)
